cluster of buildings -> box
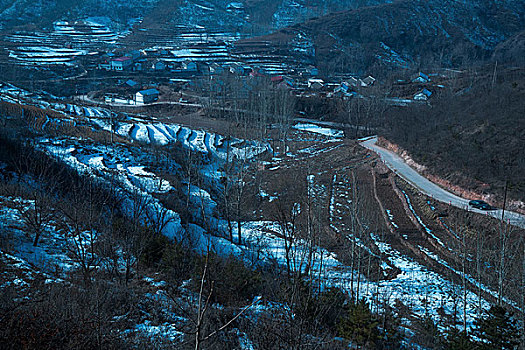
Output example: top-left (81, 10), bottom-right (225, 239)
top-left (94, 43), bottom-right (436, 105)
top-left (97, 49), bottom-right (199, 76)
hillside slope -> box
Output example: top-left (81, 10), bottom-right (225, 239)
top-left (382, 66), bottom-right (525, 209)
top-left (259, 0), bottom-right (525, 73)
top-left (0, 0), bottom-right (390, 35)
top-left (0, 0), bottom-right (161, 31)
top-left (493, 29), bottom-right (525, 65)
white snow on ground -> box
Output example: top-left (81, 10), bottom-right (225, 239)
top-left (131, 124), bottom-right (150, 143)
top-left (109, 120), bottom-right (271, 161)
top-left (124, 320), bottom-right (184, 342)
top-left (385, 209), bottom-right (399, 228)
top-left (293, 123), bottom-right (344, 138)
top-left (418, 245), bottom-right (517, 308)
top-left (128, 166), bottom-right (172, 193)
top-left (222, 220), bottom-right (492, 330)
top-left (0, 196), bottom-right (94, 275)
top-left (367, 235), bottom-right (488, 329)
top-left (400, 189), bottom-right (445, 247)
top-left (41, 139), bottom-right (184, 239)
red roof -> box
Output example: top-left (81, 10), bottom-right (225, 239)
top-left (271, 75), bottom-right (284, 82)
top-left (113, 56), bottom-right (131, 62)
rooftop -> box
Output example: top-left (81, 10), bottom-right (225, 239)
top-left (113, 56), bottom-right (132, 62)
top-left (137, 88), bottom-right (159, 96)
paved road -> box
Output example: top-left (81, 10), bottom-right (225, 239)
top-left (361, 136), bottom-right (525, 229)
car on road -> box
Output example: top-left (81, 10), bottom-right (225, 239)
top-left (468, 200), bottom-right (493, 210)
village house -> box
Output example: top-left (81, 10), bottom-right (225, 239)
top-left (182, 60), bottom-right (198, 72)
top-left (135, 88), bottom-right (159, 104)
top-left (208, 63), bottom-right (224, 75)
top-left (98, 61), bottom-right (112, 70)
top-left (97, 53), bottom-right (115, 70)
top-left (412, 72), bottom-right (430, 83)
top-left (308, 78), bottom-right (324, 90)
top-left (172, 60), bottom-right (198, 77)
top-left (414, 88), bottom-right (432, 100)
top-left (125, 79), bottom-right (139, 88)
top-left (153, 61), bottom-right (166, 71)
top-left (360, 75), bottom-right (376, 87)
top-left (111, 56), bottom-right (133, 71)
top-left (343, 77), bottom-right (359, 88)
top-left (134, 62), bottom-right (143, 71)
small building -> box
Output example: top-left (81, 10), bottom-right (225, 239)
top-left (227, 2), bottom-right (244, 11)
top-left (125, 50), bottom-right (141, 61)
top-left (182, 60), bottom-right (198, 72)
top-left (209, 63), bottom-right (224, 75)
top-left (111, 56), bottom-right (133, 71)
top-left (343, 77), bottom-right (359, 88)
top-left (308, 78), bottom-right (324, 90)
top-left (153, 61), bottom-right (166, 71)
top-left (98, 61), bottom-right (112, 70)
top-left (360, 75), bottom-right (376, 87)
top-left (414, 88), bottom-right (432, 101)
top-left (307, 66), bottom-right (319, 76)
top-left (125, 79), bottom-right (138, 88)
top-left (135, 89), bottom-right (159, 104)
top-left (412, 72), bottom-right (430, 83)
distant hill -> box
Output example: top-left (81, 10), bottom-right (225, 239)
top-left (0, 0), bottom-right (161, 31)
top-left (493, 30), bottom-right (525, 65)
top-left (257, 0), bottom-right (525, 73)
top-left (0, 0), bottom-right (390, 35)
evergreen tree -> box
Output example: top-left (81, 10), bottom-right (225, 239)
top-left (446, 328), bottom-right (477, 350)
top-left (474, 305), bottom-right (520, 350)
top-left (378, 306), bottom-right (404, 349)
top-left (412, 315), bottom-right (443, 349)
top-left (337, 298), bottom-right (379, 348)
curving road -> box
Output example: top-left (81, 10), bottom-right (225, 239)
top-left (361, 136), bottom-right (525, 229)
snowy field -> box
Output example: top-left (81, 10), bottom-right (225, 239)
top-left (293, 122), bottom-right (344, 138)
top-left (8, 46), bottom-right (88, 66)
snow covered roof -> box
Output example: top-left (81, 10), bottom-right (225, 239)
top-left (227, 2), bottom-right (244, 9)
top-left (361, 75), bottom-right (376, 85)
top-left (414, 89), bottom-right (432, 100)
